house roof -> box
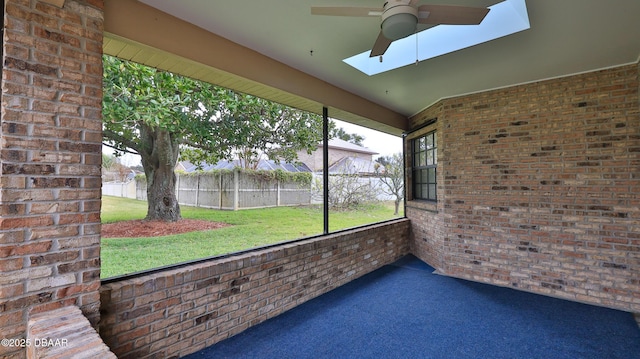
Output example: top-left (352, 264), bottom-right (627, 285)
top-left (179, 160), bottom-right (311, 173)
top-left (322, 138), bottom-right (378, 156)
top-left (103, 0), bottom-right (640, 134)
top-left (328, 157), bottom-right (382, 176)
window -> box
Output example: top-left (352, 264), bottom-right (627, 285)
top-left (412, 131), bottom-right (437, 201)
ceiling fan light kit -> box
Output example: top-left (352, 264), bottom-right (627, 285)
top-left (381, 5), bottom-right (418, 41)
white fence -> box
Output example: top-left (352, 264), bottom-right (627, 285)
top-left (103, 171), bottom-right (398, 210)
top-left (134, 170), bottom-right (312, 210)
top-left (102, 181), bottom-right (136, 199)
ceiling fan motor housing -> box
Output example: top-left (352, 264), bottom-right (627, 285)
top-left (381, 3), bottom-right (418, 40)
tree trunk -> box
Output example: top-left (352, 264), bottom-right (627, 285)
top-left (394, 198), bottom-right (401, 216)
top-left (140, 126), bottom-right (181, 222)
top-left (145, 161), bottom-right (181, 221)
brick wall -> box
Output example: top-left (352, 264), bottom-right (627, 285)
top-left (27, 305), bottom-right (116, 358)
top-left (0, 1), bottom-right (104, 358)
top-left (99, 219), bottom-right (410, 359)
top-left (408, 63), bottom-right (640, 312)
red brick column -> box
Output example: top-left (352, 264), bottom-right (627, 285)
top-left (0, 1), bottom-right (104, 358)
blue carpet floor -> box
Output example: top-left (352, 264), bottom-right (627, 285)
top-left (185, 255), bottom-right (640, 359)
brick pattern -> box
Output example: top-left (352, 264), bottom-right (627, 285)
top-left (99, 220), bottom-right (410, 359)
top-left (408, 64), bottom-right (640, 312)
top-left (0, 1), bottom-right (104, 358)
top-left (27, 305), bottom-right (116, 358)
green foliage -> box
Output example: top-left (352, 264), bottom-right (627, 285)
top-left (215, 94), bottom-right (324, 168)
top-left (149, 168), bottom-right (312, 187)
top-left (178, 169), bottom-right (225, 178)
top-left (244, 168), bottom-right (312, 186)
top-left (274, 169), bottom-right (311, 186)
top-left (102, 54), bottom-right (324, 168)
top-left (103, 55), bottom-right (324, 220)
top-left (102, 153), bottom-right (115, 169)
top-left (103, 55), bottom-right (228, 162)
top-left (330, 125), bottom-right (365, 146)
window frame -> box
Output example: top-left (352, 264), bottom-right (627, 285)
top-left (412, 130), bottom-right (437, 202)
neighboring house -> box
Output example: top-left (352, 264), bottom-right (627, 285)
top-left (328, 156), bottom-right (381, 177)
top-left (175, 139), bottom-right (380, 176)
top-left (101, 167), bottom-right (136, 183)
top-left (299, 139), bottom-right (391, 203)
top-left (297, 138), bottom-right (381, 175)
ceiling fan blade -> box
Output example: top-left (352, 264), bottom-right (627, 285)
top-left (311, 6), bottom-right (383, 17)
top-left (417, 5), bottom-right (490, 25)
top-left (370, 32), bottom-right (393, 57)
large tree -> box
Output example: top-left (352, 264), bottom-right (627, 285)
top-left (102, 55), bottom-right (323, 221)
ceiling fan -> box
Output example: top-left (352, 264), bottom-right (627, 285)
top-left (311, 0), bottom-right (490, 57)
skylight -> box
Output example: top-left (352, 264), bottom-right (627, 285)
top-left (343, 0), bottom-right (530, 76)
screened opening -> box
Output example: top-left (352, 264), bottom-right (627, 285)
top-left (100, 56), bottom-right (405, 279)
top-left (326, 120), bottom-right (404, 231)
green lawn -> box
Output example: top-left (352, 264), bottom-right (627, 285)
top-left (100, 196), bottom-right (403, 278)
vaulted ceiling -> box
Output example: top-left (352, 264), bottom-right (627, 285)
top-left (103, 0), bottom-right (640, 135)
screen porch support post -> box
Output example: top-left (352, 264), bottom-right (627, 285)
top-left (323, 106), bottom-right (329, 234)
top-left (402, 132), bottom-right (408, 217)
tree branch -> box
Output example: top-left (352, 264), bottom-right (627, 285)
top-left (102, 142), bottom-right (139, 155)
top-left (103, 128), bottom-right (142, 154)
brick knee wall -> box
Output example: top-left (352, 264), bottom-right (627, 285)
top-left (407, 63), bottom-right (640, 313)
top-left (27, 306), bottom-right (116, 359)
top-left (100, 219), bottom-right (410, 359)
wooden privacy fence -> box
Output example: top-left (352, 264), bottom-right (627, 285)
top-left (136, 169), bottom-right (312, 210)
